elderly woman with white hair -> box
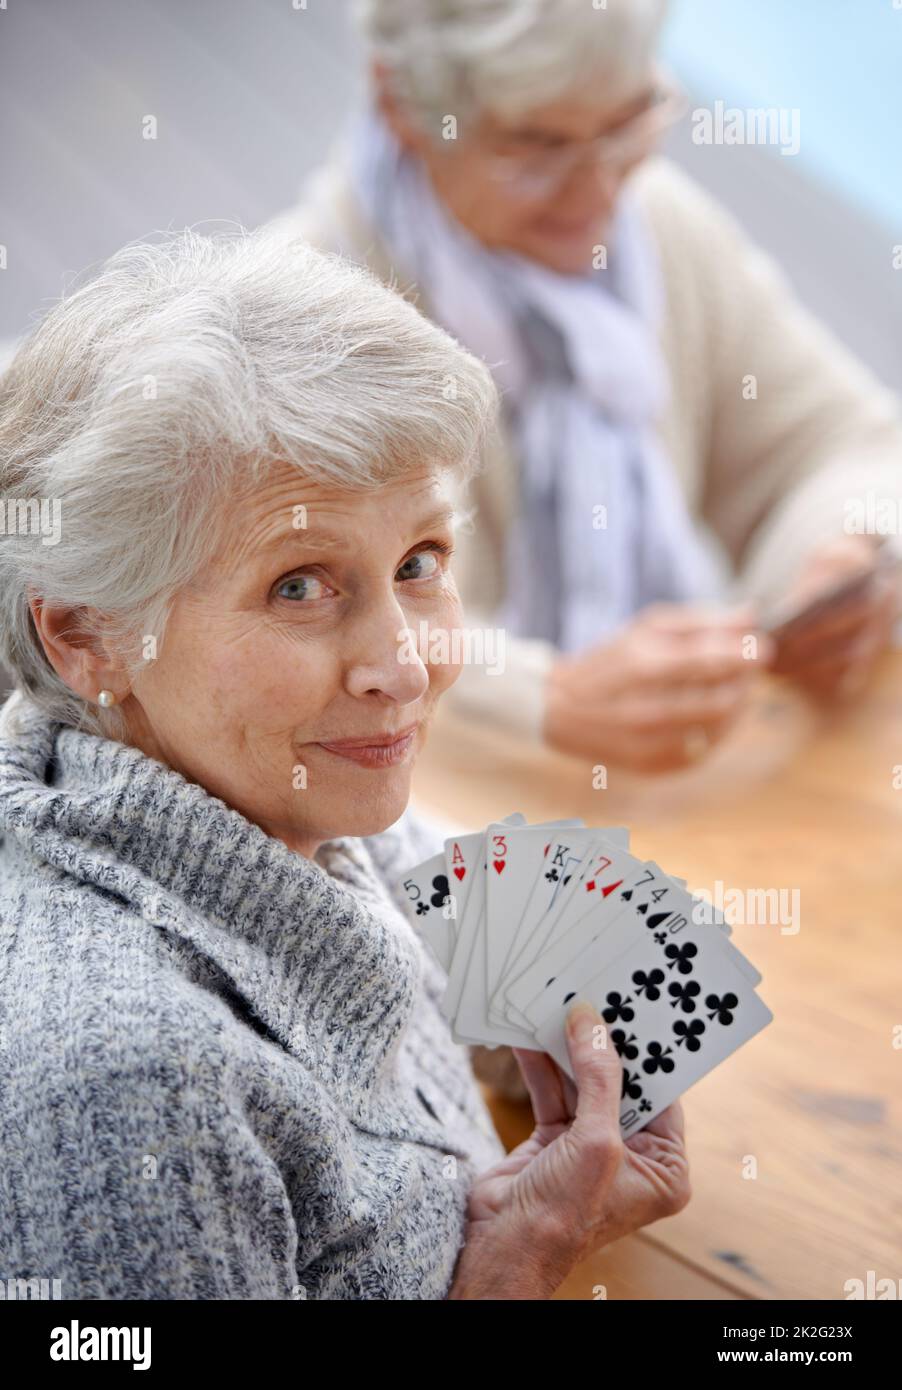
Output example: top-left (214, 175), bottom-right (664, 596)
top-left (0, 228), bottom-right (689, 1300)
top-left (271, 0), bottom-right (902, 773)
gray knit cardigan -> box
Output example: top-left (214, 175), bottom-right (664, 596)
top-left (0, 691), bottom-right (505, 1300)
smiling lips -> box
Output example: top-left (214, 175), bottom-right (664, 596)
top-left (316, 724), bottom-right (419, 768)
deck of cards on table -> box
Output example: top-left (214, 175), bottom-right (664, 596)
top-left (397, 815), bottom-right (773, 1138)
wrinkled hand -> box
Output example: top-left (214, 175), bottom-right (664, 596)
top-left (450, 1002), bottom-right (691, 1298)
top-left (768, 536), bottom-right (898, 697)
top-left (543, 602), bottom-right (770, 773)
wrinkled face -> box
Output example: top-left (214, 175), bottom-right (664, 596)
top-left (123, 463), bottom-right (463, 857)
top-left (391, 74), bottom-right (661, 274)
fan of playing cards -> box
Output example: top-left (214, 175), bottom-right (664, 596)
top-left (398, 815), bottom-right (773, 1139)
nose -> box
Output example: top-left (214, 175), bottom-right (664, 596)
top-left (583, 150), bottom-right (622, 204)
top-left (555, 146), bottom-right (621, 217)
top-left (343, 599), bottom-right (430, 705)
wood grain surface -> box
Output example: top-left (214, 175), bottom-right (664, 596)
top-left (413, 655), bottom-right (902, 1300)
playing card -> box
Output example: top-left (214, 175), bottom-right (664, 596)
top-left (440, 828), bottom-right (483, 957)
top-left (397, 815), bottom-right (772, 1139)
top-left (485, 824), bottom-right (601, 1027)
top-left (397, 851), bottom-right (457, 973)
top-left (525, 870), bottom-right (755, 1034)
top-left (397, 813), bottom-right (525, 974)
top-left (497, 828), bottom-right (630, 1016)
top-left (505, 855), bottom-right (662, 1029)
top-left (439, 813), bottom-right (527, 1025)
top-left (450, 820), bottom-right (584, 1048)
top-left (695, 900), bottom-right (762, 985)
top-left (534, 927), bottom-right (772, 1138)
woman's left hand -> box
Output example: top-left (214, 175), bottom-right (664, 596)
top-left (506, 1044), bottom-right (690, 1254)
top-left (767, 535), bottom-right (899, 697)
top-left (454, 1021), bottom-right (690, 1299)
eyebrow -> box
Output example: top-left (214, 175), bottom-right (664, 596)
top-left (509, 85), bottom-right (658, 143)
top-left (269, 502), bottom-right (459, 552)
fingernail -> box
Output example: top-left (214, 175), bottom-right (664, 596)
top-left (566, 998), bottom-right (598, 1029)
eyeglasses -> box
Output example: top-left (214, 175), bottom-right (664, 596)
top-left (480, 74), bottom-right (688, 197)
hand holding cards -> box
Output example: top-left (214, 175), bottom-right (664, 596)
top-left (398, 815), bottom-right (772, 1140)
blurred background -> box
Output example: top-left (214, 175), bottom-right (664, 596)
top-left (1, 0), bottom-right (900, 387)
top-left (2, 2), bottom-right (901, 1304)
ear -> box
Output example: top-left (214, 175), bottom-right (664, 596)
top-left (371, 58), bottom-right (430, 156)
top-left (28, 592), bottom-right (128, 705)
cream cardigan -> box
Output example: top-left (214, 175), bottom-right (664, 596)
top-left (267, 152), bottom-right (902, 743)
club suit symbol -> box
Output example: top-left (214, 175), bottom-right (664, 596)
top-left (706, 991), bottom-right (739, 1025)
top-left (416, 873), bottom-right (450, 915)
top-left (642, 1041), bottom-right (676, 1075)
top-left (673, 1017), bottom-right (706, 1051)
top-left (611, 1029), bottom-right (640, 1061)
top-left (622, 1069), bottom-right (643, 1101)
top-left (632, 967), bottom-right (665, 1000)
top-left (664, 941), bottom-right (698, 974)
top-left (668, 980), bottom-right (701, 1012)
top-left (601, 991), bottom-right (636, 1024)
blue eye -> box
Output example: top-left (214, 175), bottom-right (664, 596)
top-left (396, 548), bottom-right (444, 581)
top-left (276, 573), bottom-right (328, 601)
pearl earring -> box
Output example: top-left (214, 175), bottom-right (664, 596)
top-left (97, 689), bottom-right (117, 708)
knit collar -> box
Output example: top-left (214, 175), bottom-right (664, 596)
top-left (0, 690), bottom-right (435, 1133)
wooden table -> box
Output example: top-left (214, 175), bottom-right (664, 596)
top-left (412, 654), bottom-right (902, 1300)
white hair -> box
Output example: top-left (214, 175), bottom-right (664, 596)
top-left (356, 0), bottom-right (670, 132)
top-left (0, 226), bottom-right (497, 737)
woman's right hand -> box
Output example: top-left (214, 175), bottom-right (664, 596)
top-left (448, 1001), bottom-right (691, 1299)
top-left (542, 602), bottom-right (770, 773)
